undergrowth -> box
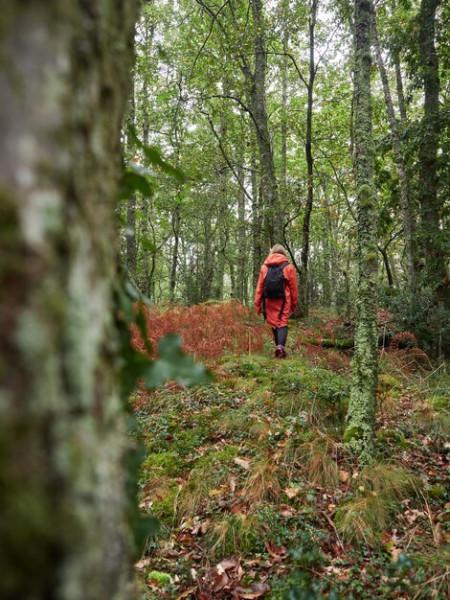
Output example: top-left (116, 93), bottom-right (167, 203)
top-left (132, 306), bottom-right (450, 599)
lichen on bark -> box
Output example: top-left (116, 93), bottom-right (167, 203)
top-left (345, 0), bottom-right (378, 463)
top-left (0, 1), bottom-right (138, 598)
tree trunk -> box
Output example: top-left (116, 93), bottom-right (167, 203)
top-left (345, 0), bottom-right (378, 462)
top-left (0, 1), bottom-right (138, 598)
top-left (249, 0), bottom-right (282, 246)
top-left (237, 155), bottom-right (248, 303)
top-left (125, 89), bottom-right (137, 277)
top-left (298, 0), bottom-right (318, 317)
top-left (280, 0), bottom-right (289, 215)
top-left (126, 195), bottom-right (137, 275)
top-left (169, 203), bottom-right (180, 303)
top-left (418, 0), bottom-right (448, 305)
top-left (251, 135), bottom-right (264, 292)
top-left (372, 8), bottom-right (417, 301)
top-left (378, 245), bottom-right (394, 287)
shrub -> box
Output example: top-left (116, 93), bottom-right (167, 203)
top-left (390, 331), bottom-right (418, 350)
top-left (131, 301), bottom-right (265, 359)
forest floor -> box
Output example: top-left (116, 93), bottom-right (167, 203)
top-left (132, 306), bottom-right (450, 599)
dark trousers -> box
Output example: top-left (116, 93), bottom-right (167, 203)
top-left (272, 326), bottom-right (288, 347)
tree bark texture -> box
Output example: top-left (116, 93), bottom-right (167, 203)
top-left (298, 0), bottom-right (318, 317)
top-left (0, 1), bottom-right (138, 598)
top-left (372, 9), bottom-right (417, 301)
top-left (345, 0), bottom-right (378, 462)
top-left (249, 0), bottom-right (283, 246)
top-left (251, 135), bottom-right (264, 291)
top-left (418, 0), bottom-right (448, 304)
top-left (170, 203), bottom-right (181, 302)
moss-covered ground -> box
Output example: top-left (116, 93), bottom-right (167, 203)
top-left (132, 317), bottom-right (450, 599)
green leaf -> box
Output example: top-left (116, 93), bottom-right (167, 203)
top-left (143, 333), bottom-right (212, 388)
top-left (142, 145), bottom-right (187, 182)
top-left (141, 236), bottom-right (157, 253)
top-left (120, 169), bottom-right (154, 199)
top-left (127, 125), bottom-right (186, 183)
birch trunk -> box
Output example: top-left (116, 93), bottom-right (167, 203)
top-left (0, 1), bottom-right (138, 598)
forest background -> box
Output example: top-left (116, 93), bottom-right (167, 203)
top-left (1, 0), bottom-right (449, 599)
top-left (121, 0), bottom-right (450, 357)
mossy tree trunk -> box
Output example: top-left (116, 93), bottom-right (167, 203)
top-left (371, 7), bottom-right (417, 304)
top-left (345, 0), bottom-right (378, 462)
top-left (0, 1), bottom-right (138, 598)
top-left (248, 0), bottom-right (283, 246)
top-left (418, 0), bottom-right (450, 319)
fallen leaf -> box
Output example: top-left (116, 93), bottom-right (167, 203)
top-left (234, 457), bottom-right (251, 471)
top-left (284, 486), bottom-right (301, 499)
top-left (134, 557), bottom-right (151, 571)
top-left (217, 557), bottom-right (239, 573)
top-left (279, 503), bottom-right (296, 517)
top-left (339, 470), bottom-right (350, 483)
top-left (235, 582), bottom-right (270, 598)
top-left (176, 587), bottom-right (196, 599)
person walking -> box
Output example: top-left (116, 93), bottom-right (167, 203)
top-left (254, 244), bottom-right (298, 358)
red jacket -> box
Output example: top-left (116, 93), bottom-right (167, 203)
top-left (254, 253), bottom-right (299, 328)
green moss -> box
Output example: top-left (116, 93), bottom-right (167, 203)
top-left (141, 451), bottom-right (183, 477)
top-left (430, 395), bottom-right (449, 410)
top-left (147, 570), bottom-right (173, 584)
top-left (428, 483), bottom-right (446, 499)
top-left (151, 484), bottom-right (179, 524)
top-left (378, 374), bottom-right (402, 392)
top-left (343, 424), bottom-right (364, 444)
top-left (376, 428), bottom-right (407, 448)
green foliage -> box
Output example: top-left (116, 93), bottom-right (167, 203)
top-left (120, 164), bottom-right (155, 199)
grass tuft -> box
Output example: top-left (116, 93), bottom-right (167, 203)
top-left (335, 464), bottom-right (420, 544)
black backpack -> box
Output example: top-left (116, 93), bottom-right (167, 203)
top-left (263, 262), bottom-right (289, 299)
top-left (262, 262), bottom-right (289, 319)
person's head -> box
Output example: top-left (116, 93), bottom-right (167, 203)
top-left (270, 244), bottom-right (288, 257)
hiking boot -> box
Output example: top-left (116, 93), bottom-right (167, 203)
top-left (275, 345), bottom-right (284, 358)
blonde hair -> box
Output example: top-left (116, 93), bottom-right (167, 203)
top-left (270, 244), bottom-right (288, 257)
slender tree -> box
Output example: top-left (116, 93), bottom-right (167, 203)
top-left (372, 7), bottom-right (417, 302)
top-left (418, 0), bottom-right (448, 306)
top-left (299, 0), bottom-right (318, 317)
top-left (345, 0), bottom-right (379, 461)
